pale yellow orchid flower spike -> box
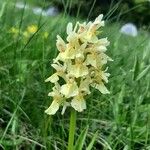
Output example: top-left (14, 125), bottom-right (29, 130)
top-left (45, 14), bottom-right (112, 115)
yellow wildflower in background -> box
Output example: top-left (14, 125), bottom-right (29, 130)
top-left (45, 14), bottom-right (112, 115)
top-left (9, 27), bottom-right (19, 34)
top-left (22, 25), bottom-right (38, 39)
top-left (27, 25), bottom-right (38, 34)
top-left (22, 31), bottom-right (29, 38)
top-left (9, 25), bottom-right (49, 41)
top-left (43, 32), bottom-right (48, 39)
top-left (9, 27), bottom-right (19, 38)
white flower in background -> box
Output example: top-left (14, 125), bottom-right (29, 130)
top-left (45, 14), bottom-right (112, 115)
top-left (33, 6), bottom-right (58, 16)
top-left (32, 7), bottom-right (43, 15)
top-left (15, 2), bottom-right (29, 10)
top-left (16, 2), bottom-right (58, 17)
top-left (120, 23), bottom-right (138, 37)
top-left (45, 7), bottom-right (59, 16)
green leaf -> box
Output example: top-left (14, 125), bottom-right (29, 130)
top-left (136, 65), bottom-right (150, 81)
top-left (118, 84), bottom-right (125, 104)
top-left (74, 126), bottom-right (88, 150)
top-left (86, 131), bottom-right (98, 150)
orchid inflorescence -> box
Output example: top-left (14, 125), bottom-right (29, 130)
top-left (45, 14), bottom-right (112, 115)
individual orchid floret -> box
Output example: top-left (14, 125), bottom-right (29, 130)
top-left (60, 78), bottom-right (79, 98)
top-left (69, 59), bottom-right (88, 78)
top-left (45, 14), bottom-right (112, 115)
top-left (71, 92), bottom-right (86, 112)
top-left (45, 83), bottom-right (63, 115)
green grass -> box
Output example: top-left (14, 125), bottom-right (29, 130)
top-left (0, 0), bottom-right (150, 150)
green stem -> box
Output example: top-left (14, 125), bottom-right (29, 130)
top-left (68, 108), bottom-right (76, 150)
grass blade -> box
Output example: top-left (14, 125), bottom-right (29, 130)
top-left (136, 65), bottom-right (150, 81)
top-left (0, 88), bottom-right (26, 142)
top-left (86, 131), bottom-right (98, 150)
top-left (0, 1), bottom-right (6, 19)
top-left (132, 56), bottom-right (140, 81)
top-left (74, 126), bottom-right (88, 150)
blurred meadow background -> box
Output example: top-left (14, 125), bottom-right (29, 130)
top-left (0, 0), bottom-right (150, 149)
